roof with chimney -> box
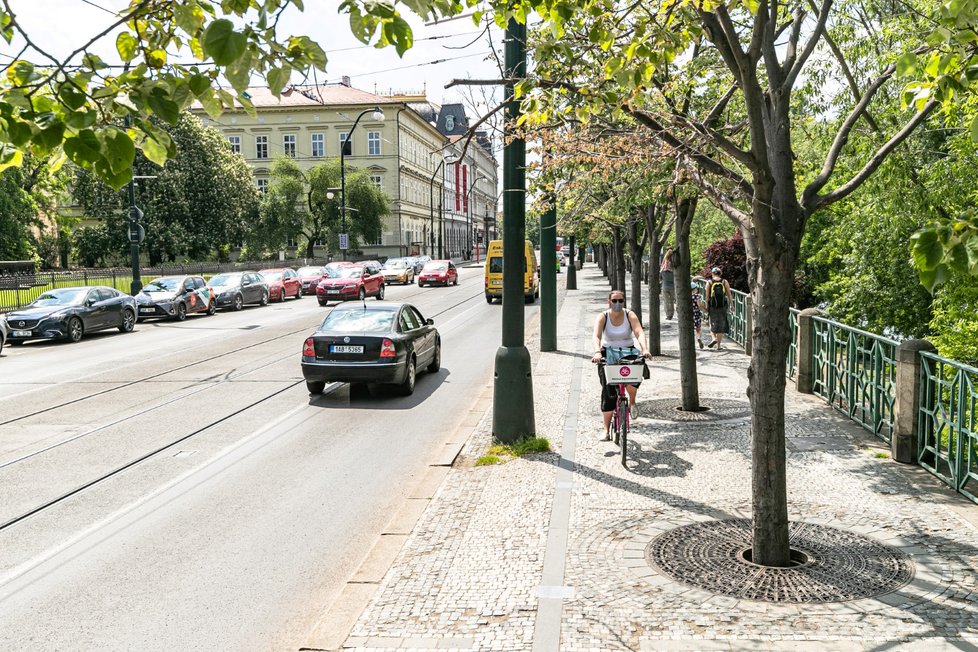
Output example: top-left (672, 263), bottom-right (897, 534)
top-left (202, 83), bottom-right (400, 110)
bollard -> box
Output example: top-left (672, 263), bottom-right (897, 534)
top-left (891, 339), bottom-right (936, 464)
top-left (795, 308), bottom-right (823, 395)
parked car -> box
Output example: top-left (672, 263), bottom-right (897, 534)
top-left (296, 266), bottom-right (327, 295)
top-left (300, 302), bottom-right (440, 396)
top-left (417, 260), bottom-right (458, 287)
top-left (0, 316), bottom-right (6, 355)
top-left (208, 271), bottom-right (269, 311)
top-left (316, 262), bottom-right (385, 306)
top-left (136, 275), bottom-right (215, 321)
top-left (381, 258), bottom-right (416, 285)
top-left (260, 268), bottom-right (302, 302)
top-left (5, 286), bottom-right (137, 343)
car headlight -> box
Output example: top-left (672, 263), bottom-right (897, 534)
top-left (219, 290), bottom-right (232, 299)
top-left (46, 310), bottom-right (70, 320)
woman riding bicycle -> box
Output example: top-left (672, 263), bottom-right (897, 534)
top-left (591, 290), bottom-right (652, 441)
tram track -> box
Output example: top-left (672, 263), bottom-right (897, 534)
top-left (0, 287), bottom-right (487, 533)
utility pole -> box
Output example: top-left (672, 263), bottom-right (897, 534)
top-left (566, 235), bottom-right (577, 290)
top-left (539, 192), bottom-right (557, 351)
top-left (493, 19), bottom-right (535, 443)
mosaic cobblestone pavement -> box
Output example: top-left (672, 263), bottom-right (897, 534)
top-left (341, 267), bottom-right (978, 652)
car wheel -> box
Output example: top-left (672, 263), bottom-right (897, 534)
top-left (358, 287), bottom-right (366, 300)
top-left (278, 288), bottom-right (286, 303)
top-left (67, 317), bottom-right (84, 343)
top-left (259, 291), bottom-right (269, 306)
top-left (318, 299), bottom-right (329, 307)
top-left (0, 336), bottom-right (4, 356)
top-left (175, 302), bottom-right (187, 321)
top-left (233, 294), bottom-right (244, 311)
top-left (377, 284), bottom-right (385, 300)
top-left (118, 308), bottom-right (136, 333)
top-left (453, 277), bottom-right (458, 286)
top-left (427, 339), bottom-right (441, 373)
top-left (206, 299), bottom-right (217, 315)
top-left (295, 287), bottom-right (302, 299)
top-left (418, 281), bottom-right (425, 288)
top-left (306, 380), bottom-right (326, 394)
top-left (397, 357), bottom-right (416, 396)
top-left (486, 294), bottom-right (493, 304)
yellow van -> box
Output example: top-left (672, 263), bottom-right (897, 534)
top-left (484, 239), bottom-right (539, 304)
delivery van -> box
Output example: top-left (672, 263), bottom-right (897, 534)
top-left (484, 239), bottom-right (539, 304)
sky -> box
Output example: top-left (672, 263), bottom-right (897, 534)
top-left (3, 0), bottom-right (505, 109)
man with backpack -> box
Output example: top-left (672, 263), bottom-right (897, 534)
top-left (706, 266), bottom-right (734, 350)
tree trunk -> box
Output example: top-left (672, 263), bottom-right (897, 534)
top-left (645, 206), bottom-right (662, 356)
top-left (305, 238), bottom-right (315, 260)
top-left (627, 218), bottom-right (643, 323)
top-left (607, 242), bottom-right (616, 285)
top-left (599, 245), bottom-right (607, 276)
top-left (612, 226), bottom-right (626, 292)
top-left (673, 198), bottom-right (699, 411)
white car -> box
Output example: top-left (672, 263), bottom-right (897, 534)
top-left (381, 258), bottom-right (416, 285)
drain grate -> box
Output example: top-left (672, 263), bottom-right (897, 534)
top-left (646, 519), bottom-right (914, 603)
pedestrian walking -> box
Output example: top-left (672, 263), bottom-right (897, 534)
top-left (691, 281), bottom-right (706, 349)
top-left (706, 267), bottom-right (734, 350)
top-left (660, 247), bottom-right (675, 320)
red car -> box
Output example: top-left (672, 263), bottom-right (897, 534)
top-left (296, 265), bottom-right (327, 295)
top-left (260, 268), bottom-right (302, 302)
top-left (316, 261), bottom-right (385, 306)
top-left (417, 260), bottom-right (458, 287)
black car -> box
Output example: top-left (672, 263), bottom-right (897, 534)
top-left (208, 272), bottom-right (269, 311)
top-left (136, 275), bottom-right (215, 321)
top-left (301, 302), bottom-right (440, 396)
top-left (4, 286), bottom-right (137, 344)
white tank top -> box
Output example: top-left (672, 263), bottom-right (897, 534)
top-left (602, 310), bottom-right (635, 348)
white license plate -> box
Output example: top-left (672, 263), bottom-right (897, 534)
top-left (327, 289), bottom-right (340, 294)
top-left (491, 280), bottom-right (502, 286)
top-left (330, 345), bottom-right (363, 353)
top-left (12, 330), bottom-right (30, 337)
top-left (139, 307), bottom-right (155, 314)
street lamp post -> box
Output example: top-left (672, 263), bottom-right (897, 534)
top-left (428, 154), bottom-right (455, 257)
top-left (340, 106), bottom-right (385, 259)
top-left (465, 174), bottom-right (486, 261)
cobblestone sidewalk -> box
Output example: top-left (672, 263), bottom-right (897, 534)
top-left (339, 266), bottom-right (978, 652)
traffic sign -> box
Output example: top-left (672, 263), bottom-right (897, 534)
top-left (129, 206), bottom-right (143, 222)
top-left (339, 233), bottom-right (349, 250)
top-left (128, 222), bottom-right (145, 244)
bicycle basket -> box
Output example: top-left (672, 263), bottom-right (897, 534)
top-left (605, 363), bottom-right (644, 385)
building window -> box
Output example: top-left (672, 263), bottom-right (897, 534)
top-left (445, 115), bottom-right (455, 131)
top-left (256, 178), bottom-right (269, 194)
top-left (228, 135), bottom-right (241, 154)
top-left (283, 134), bottom-right (296, 158)
top-left (256, 135), bottom-right (268, 159)
top-left (367, 131), bottom-right (381, 156)
top-left (311, 133), bottom-right (324, 157)
top-left (339, 132), bottom-right (351, 156)
top-left (370, 175), bottom-right (382, 189)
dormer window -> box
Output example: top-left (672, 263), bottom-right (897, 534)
top-left (445, 115), bottom-right (455, 131)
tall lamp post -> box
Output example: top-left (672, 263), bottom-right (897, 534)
top-left (428, 154), bottom-right (455, 257)
top-left (340, 106), bottom-right (385, 259)
top-left (465, 174), bottom-right (486, 261)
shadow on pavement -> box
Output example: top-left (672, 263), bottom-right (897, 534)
top-left (307, 368), bottom-right (450, 410)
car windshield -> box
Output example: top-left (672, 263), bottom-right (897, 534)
top-left (320, 309), bottom-right (394, 333)
top-left (336, 267), bottom-right (364, 279)
top-left (32, 288), bottom-right (87, 306)
top-left (297, 267), bottom-right (322, 276)
top-left (209, 273), bottom-right (241, 286)
top-left (424, 262), bottom-right (448, 271)
top-left (262, 272), bottom-right (282, 281)
top-left (322, 265), bottom-right (353, 279)
top-left (384, 259), bottom-right (408, 269)
top-left (143, 278), bottom-right (183, 292)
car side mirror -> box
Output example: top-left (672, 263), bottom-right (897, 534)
top-left (88, 298), bottom-right (97, 306)
top-left (426, 318), bottom-right (434, 325)
top-left (243, 280), bottom-right (251, 286)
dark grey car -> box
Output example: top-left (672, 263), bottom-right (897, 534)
top-left (208, 272), bottom-right (269, 311)
top-left (5, 286), bottom-right (137, 344)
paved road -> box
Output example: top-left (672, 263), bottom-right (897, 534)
top-left (0, 275), bottom-right (529, 651)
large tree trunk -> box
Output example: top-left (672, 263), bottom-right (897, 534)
top-left (672, 198), bottom-right (699, 410)
top-left (644, 205), bottom-right (662, 356)
top-left (627, 218), bottom-right (643, 323)
top-left (612, 226), bottom-right (626, 292)
top-left (305, 238), bottom-right (315, 260)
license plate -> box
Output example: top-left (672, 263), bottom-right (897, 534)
top-left (491, 280), bottom-right (502, 285)
top-left (12, 330), bottom-right (30, 337)
top-left (327, 289), bottom-right (340, 294)
top-left (139, 307), bottom-right (155, 314)
top-left (330, 345), bottom-right (363, 353)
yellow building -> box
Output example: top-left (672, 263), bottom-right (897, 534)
top-left (193, 82), bottom-right (451, 259)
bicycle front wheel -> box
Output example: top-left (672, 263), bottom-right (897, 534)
top-left (620, 405), bottom-right (629, 467)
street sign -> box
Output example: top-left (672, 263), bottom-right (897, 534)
top-left (339, 233), bottom-right (349, 250)
top-left (129, 206), bottom-right (143, 222)
top-left (128, 222), bottom-right (145, 244)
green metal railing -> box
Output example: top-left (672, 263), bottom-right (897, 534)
top-left (918, 352), bottom-right (978, 503)
top-left (727, 289), bottom-right (748, 349)
top-left (811, 316), bottom-right (897, 443)
top-left (786, 308), bottom-right (800, 380)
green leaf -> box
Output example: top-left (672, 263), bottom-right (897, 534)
top-left (0, 144), bottom-right (23, 174)
top-left (966, 234), bottom-right (978, 273)
top-left (65, 109), bottom-right (96, 129)
top-left (146, 87), bottom-right (181, 124)
top-left (98, 128), bottom-right (136, 175)
top-left (141, 133), bottom-right (169, 166)
top-left (911, 227), bottom-right (944, 270)
top-left (203, 19), bottom-right (247, 66)
top-left (970, 115), bottom-right (978, 142)
top-left (198, 91), bottom-right (224, 120)
top-left (7, 60), bottom-right (36, 85)
top-left (174, 4), bottom-right (206, 34)
top-left (895, 52), bottom-right (916, 77)
top-left (116, 32), bottom-right (138, 62)
top-left (0, 10), bottom-right (13, 44)
top-left (947, 241), bottom-right (970, 272)
top-left (267, 65), bottom-right (291, 97)
top-left (34, 116), bottom-right (66, 151)
top-left (64, 130), bottom-right (102, 166)
top-left (917, 263), bottom-right (949, 294)
top-left (58, 84), bottom-right (88, 110)
top-left (188, 72), bottom-right (211, 97)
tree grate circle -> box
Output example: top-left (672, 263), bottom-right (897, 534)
top-left (646, 519), bottom-right (914, 603)
top-left (637, 397), bottom-right (750, 422)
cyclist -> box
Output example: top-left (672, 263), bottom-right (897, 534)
top-left (591, 290), bottom-right (652, 440)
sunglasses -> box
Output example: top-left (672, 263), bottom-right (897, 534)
top-left (610, 299), bottom-right (624, 304)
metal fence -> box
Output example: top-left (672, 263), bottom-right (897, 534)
top-left (918, 352), bottom-right (978, 503)
top-left (0, 261), bottom-right (328, 313)
top-left (811, 316), bottom-right (898, 443)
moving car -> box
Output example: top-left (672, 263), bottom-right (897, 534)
top-left (301, 302), bottom-right (440, 396)
top-left (408, 255), bottom-right (431, 274)
top-left (484, 239), bottom-right (540, 304)
top-left (136, 275), bottom-right (215, 321)
top-left (5, 286), bottom-right (137, 343)
top-left (260, 268), bottom-right (302, 302)
top-left (297, 266), bottom-right (327, 295)
top-left (316, 262), bottom-right (385, 306)
top-left (381, 258), bottom-right (416, 285)
top-left (208, 271), bottom-right (269, 311)
top-left (417, 260), bottom-right (458, 287)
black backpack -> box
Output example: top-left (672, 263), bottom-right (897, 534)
top-left (708, 281), bottom-right (726, 309)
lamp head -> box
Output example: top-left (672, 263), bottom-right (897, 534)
top-left (326, 191), bottom-right (335, 200)
top-left (372, 107), bottom-right (385, 121)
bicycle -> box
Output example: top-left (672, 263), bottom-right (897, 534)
top-left (600, 353), bottom-right (645, 467)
